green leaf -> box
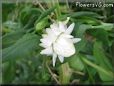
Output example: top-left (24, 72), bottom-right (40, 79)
top-left (93, 41), bottom-right (113, 71)
top-left (81, 57), bottom-right (114, 81)
top-left (88, 29), bottom-right (109, 46)
top-left (2, 62), bottom-right (16, 83)
top-left (2, 30), bottom-right (25, 48)
top-left (3, 21), bottom-right (22, 30)
top-left (37, 6), bottom-right (56, 22)
top-left (91, 22), bottom-right (114, 31)
top-left (69, 54), bottom-right (84, 71)
top-left (93, 41), bottom-right (114, 81)
top-left (75, 24), bottom-right (92, 37)
top-left (2, 33), bottom-right (40, 62)
top-left (59, 11), bottom-right (102, 20)
top-left (19, 6), bottom-right (41, 25)
top-left (75, 17), bottom-right (101, 25)
top-left (68, 11), bottom-right (103, 19)
top-left (75, 38), bottom-right (87, 53)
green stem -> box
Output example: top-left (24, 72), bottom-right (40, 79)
top-left (59, 63), bottom-right (72, 84)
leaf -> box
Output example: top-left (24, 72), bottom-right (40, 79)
top-left (93, 41), bottom-right (114, 81)
top-left (93, 41), bottom-right (113, 70)
top-left (68, 11), bottom-right (103, 19)
top-left (88, 29), bottom-right (109, 46)
top-left (2, 62), bottom-right (16, 83)
top-left (19, 6), bottom-right (41, 25)
top-left (75, 24), bottom-right (92, 37)
top-left (2, 33), bottom-right (40, 62)
top-left (3, 21), bottom-right (22, 30)
top-left (2, 3), bottom-right (15, 22)
top-left (59, 11), bottom-right (103, 21)
top-left (37, 6), bottom-right (56, 22)
top-left (91, 22), bottom-right (114, 31)
top-left (81, 57), bottom-right (114, 81)
top-left (2, 30), bottom-right (25, 48)
top-left (75, 38), bottom-right (87, 53)
top-left (75, 17), bottom-right (101, 25)
top-left (69, 54), bottom-right (84, 71)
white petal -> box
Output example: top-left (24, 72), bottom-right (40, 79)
top-left (50, 23), bottom-right (59, 29)
top-left (65, 23), bottom-right (75, 34)
top-left (40, 38), bottom-right (52, 46)
top-left (50, 24), bottom-right (61, 36)
top-left (40, 47), bottom-right (53, 55)
top-left (61, 33), bottom-right (74, 39)
top-left (52, 28), bottom-right (61, 36)
top-left (59, 22), bottom-right (66, 32)
top-left (58, 55), bottom-right (64, 63)
top-left (46, 28), bottom-right (52, 34)
top-left (63, 17), bottom-right (70, 24)
top-left (53, 37), bottom-right (75, 57)
top-left (39, 43), bottom-right (48, 48)
top-left (72, 38), bottom-right (81, 43)
top-left (52, 53), bottom-right (57, 67)
top-left (42, 34), bottom-right (47, 38)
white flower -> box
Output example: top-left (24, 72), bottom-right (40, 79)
top-left (39, 17), bottom-right (81, 66)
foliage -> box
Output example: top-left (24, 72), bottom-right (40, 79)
top-left (1, 1), bottom-right (114, 85)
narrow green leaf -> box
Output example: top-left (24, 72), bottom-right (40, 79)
top-left (68, 11), bottom-right (103, 19)
top-left (91, 22), bottom-right (114, 31)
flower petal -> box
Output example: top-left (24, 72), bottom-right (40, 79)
top-left (59, 22), bottom-right (66, 32)
top-left (52, 53), bottom-right (57, 67)
top-left (65, 23), bottom-right (75, 34)
top-left (50, 23), bottom-right (59, 29)
top-left (61, 33), bottom-right (74, 39)
top-left (39, 43), bottom-right (48, 48)
top-left (46, 28), bottom-right (52, 34)
top-left (72, 38), bottom-right (81, 43)
top-left (58, 55), bottom-right (64, 63)
top-left (40, 38), bottom-right (50, 46)
top-left (40, 47), bottom-right (53, 55)
top-left (63, 17), bottom-right (70, 24)
top-left (53, 37), bottom-right (75, 57)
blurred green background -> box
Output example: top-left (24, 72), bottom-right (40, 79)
top-left (1, 0), bottom-right (114, 85)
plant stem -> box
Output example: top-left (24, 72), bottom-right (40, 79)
top-left (46, 60), bottom-right (60, 84)
top-left (59, 63), bottom-right (72, 84)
